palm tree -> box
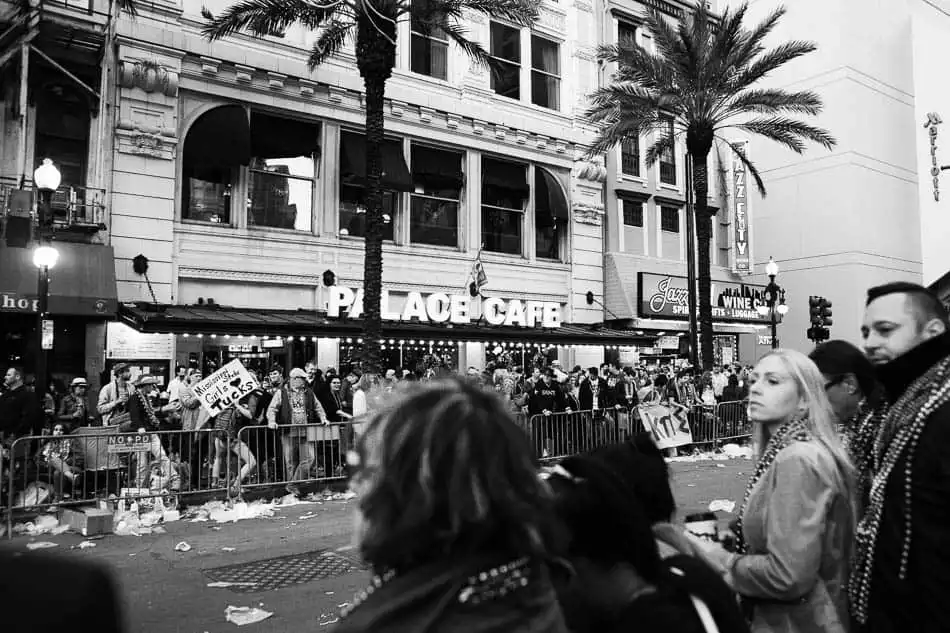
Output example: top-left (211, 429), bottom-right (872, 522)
top-left (587, 1), bottom-right (835, 370)
top-left (202, 0), bottom-right (539, 374)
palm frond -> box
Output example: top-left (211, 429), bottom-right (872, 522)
top-left (718, 136), bottom-right (766, 196)
top-left (309, 19), bottom-right (355, 68)
top-left (116, 0), bottom-right (138, 17)
top-left (445, 0), bottom-right (540, 26)
top-left (731, 40), bottom-right (817, 90)
top-left (201, 0), bottom-right (342, 40)
top-left (722, 88), bottom-right (823, 118)
top-left (440, 22), bottom-right (493, 67)
top-left (585, 83), bottom-right (663, 121)
top-left (733, 5), bottom-right (785, 64)
top-left (731, 116), bottom-right (836, 152)
top-left (644, 124), bottom-right (678, 167)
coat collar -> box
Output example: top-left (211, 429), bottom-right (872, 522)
top-left (876, 331), bottom-right (950, 403)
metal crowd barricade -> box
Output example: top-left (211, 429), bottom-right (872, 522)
top-left (527, 409), bottom-right (623, 462)
top-left (237, 422), bottom-right (350, 494)
top-left (714, 400), bottom-right (751, 443)
top-left (687, 404), bottom-right (720, 446)
top-left (4, 427), bottom-right (231, 539)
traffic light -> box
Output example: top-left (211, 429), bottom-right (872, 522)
top-left (809, 296), bottom-right (822, 326)
top-left (819, 299), bottom-right (833, 328)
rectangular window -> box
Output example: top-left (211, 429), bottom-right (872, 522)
top-left (490, 22), bottom-right (521, 99)
top-left (661, 206), bottom-right (680, 233)
top-left (410, 144), bottom-right (463, 247)
top-left (618, 20), bottom-right (637, 48)
top-left (339, 131), bottom-right (409, 241)
top-left (183, 167), bottom-right (233, 224)
top-left (531, 34), bottom-right (560, 110)
top-left (247, 113), bottom-right (320, 231)
top-left (535, 168), bottom-right (565, 261)
top-left (622, 200), bottom-right (643, 227)
top-left (621, 137), bottom-right (639, 177)
top-left (340, 185), bottom-right (397, 241)
top-left (482, 157), bottom-right (527, 255)
top-left (410, 12), bottom-right (448, 80)
top-left (659, 116), bottom-right (677, 185)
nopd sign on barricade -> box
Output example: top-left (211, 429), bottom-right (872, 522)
top-left (192, 359), bottom-right (259, 417)
top-left (107, 433), bottom-right (153, 454)
top-left (637, 403), bottom-right (693, 449)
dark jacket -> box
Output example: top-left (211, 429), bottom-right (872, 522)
top-left (0, 385), bottom-right (40, 438)
top-left (277, 385), bottom-right (322, 425)
top-left (0, 546), bottom-right (123, 633)
top-left (528, 381), bottom-right (567, 416)
top-left (333, 553), bottom-right (567, 633)
top-left (124, 389), bottom-right (160, 432)
top-left (578, 378), bottom-right (611, 411)
top-left (319, 387), bottom-right (352, 423)
top-left (863, 332), bottom-right (950, 633)
top-left (614, 379), bottom-right (640, 408)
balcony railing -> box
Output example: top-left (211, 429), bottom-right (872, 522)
top-left (0, 177), bottom-right (107, 234)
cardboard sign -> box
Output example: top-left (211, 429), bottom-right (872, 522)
top-left (192, 359), bottom-right (259, 417)
top-left (107, 433), bottom-right (153, 454)
top-left (637, 403), bottom-right (693, 449)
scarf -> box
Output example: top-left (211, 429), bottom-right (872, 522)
top-left (848, 337), bottom-right (950, 625)
top-left (734, 416), bottom-right (812, 554)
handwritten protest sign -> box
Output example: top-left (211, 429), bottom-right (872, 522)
top-left (192, 359), bottom-right (259, 418)
top-left (637, 403), bottom-right (693, 449)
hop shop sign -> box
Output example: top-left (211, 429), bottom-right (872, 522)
top-left (192, 360), bottom-right (259, 417)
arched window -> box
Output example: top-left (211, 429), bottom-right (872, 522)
top-left (181, 105), bottom-right (250, 224)
top-left (535, 167), bottom-right (568, 261)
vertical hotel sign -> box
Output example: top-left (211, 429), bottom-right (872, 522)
top-left (731, 140), bottom-right (752, 274)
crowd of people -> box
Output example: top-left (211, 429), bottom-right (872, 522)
top-left (333, 280), bottom-right (948, 633)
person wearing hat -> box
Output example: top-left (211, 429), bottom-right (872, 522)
top-left (57, 377), bottom-right (91, 428)
top-left (266, 367), bottom-right (329, 494)
top-left (97, 363), bottom-right (132, 426)
top-left (124, 374), bottom-right (178, 490)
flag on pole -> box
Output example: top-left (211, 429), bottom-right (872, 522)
top-left (474, 259), bottom-right (488, 291)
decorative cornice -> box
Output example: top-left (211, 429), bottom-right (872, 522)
top-left (114, 126), bottom-right (177, 160)
top-left (176, 55), bottom-right (579, 161)
top-left (117, 60), bottom-right (179, 97)
top-left (654, 193), bottom-right (687, 207)
top-left (615, 188), bottom-right (651, 203)
top-left (536, 4), bottom-right (567, 34)
top-left (179, 267), bottom-right (321, 287)
top-left (573, 157), bottom-right (607, 183)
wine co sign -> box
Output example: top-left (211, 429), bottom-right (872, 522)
top-left (327, 287), bottom-right (562, 328)
top-left (637, 273), bottom-right (771, 323)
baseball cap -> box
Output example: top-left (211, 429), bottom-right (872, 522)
top-left (289, 368), bottom-right (308, 380)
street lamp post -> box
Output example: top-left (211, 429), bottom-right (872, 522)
top-left (756, 257), bottom-right (788, 349)
top-left (33, 158), bottom-right (61, 415)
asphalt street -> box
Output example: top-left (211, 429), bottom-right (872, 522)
top-left (5, 458), bottom-right (752, 632)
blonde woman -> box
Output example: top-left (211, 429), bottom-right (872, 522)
top-left (689, 349), bottom-right (856, 633)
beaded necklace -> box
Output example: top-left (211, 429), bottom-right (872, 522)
top-left (844, 399), bottom-right (886, 507)
top-left (734, 416), bottom-right (812, 554)
top-left (848, 355), bottom-right (950, 625)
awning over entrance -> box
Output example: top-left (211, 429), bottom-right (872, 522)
top-left (0, 243), bottom-right (118, 317)
top-left (119, 303), bottom-right (650, 346)
top-left (184, 105), bottom-right (251, 168)
top-left (340, 132), bottom-right (414, 192)
top-left (536, 168), bottom-right (569, 227)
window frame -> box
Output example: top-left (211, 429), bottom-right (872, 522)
top-left (337, 129), bottom-right (405, 243)
top-left (408, 142), bottom-right (464, 248)
top-left (530, 33), bottom-right (561, 111)
top-left (489, 21), bottom-right (522, 100)
top-left (658, 115), bottom-right (677, 186)
top-left (481, 156), bottom-right (527, 257)
top-left (409, 15), bottom-right (449, 81)
top-left (660, 205), bottom-right (680, 233)
top-left (622, 199), bottom-right (644, 227)
top-left (246, 156), bottom-right (318, 233)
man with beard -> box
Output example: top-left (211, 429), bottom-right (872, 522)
top-left (849, 282), bottom-right (950, 633)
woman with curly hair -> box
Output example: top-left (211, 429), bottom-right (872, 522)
top-left (336, 377), bottom-right (567, 633)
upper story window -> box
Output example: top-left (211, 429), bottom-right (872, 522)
top-left (410, 144), bottom-right (464, 247)
top-left (490, 22), bottom-right (521, 99)
top-left (535, 167), bottom-right (568, 260)
top-left (181, 107), bottom-right (320, 229)
top-left (621, 137), bottom-right (639, 177)
top-left (659, 116), bottom-right (677, 185)
top-left (410, 10), bottom-right (448, 80)
top-left (618, 20), bottom-right (637, 47)
top-left (531, 35), bottom-right (560, 110)
top-left (622, 199), bottom-right (643, 227)
top-left (482, 157), bottom-right (528, 255)
top-left (660, 206), bottom-right (680, 233)
top-left (247, 112), bottom-right (320, 231)
top-left (339, 131), bottom-right (413, 241)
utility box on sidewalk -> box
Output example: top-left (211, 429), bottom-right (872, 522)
top-left (60, 507), bottom-right (114, 537)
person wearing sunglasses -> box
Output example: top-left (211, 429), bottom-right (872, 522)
top-left (809, 339), bottom-right (883, 510)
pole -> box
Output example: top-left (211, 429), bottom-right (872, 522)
top-left (16, 43), bottom-right (29, 187)
top-left (771, 310), bottom-right (778, 350)
top-left (35, 264), bottom-right (49, 430)
top-left (684, 154), bottom-right (700, 368)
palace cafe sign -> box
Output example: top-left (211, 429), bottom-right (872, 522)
top-left (328, 287), bottom-right (562, 328)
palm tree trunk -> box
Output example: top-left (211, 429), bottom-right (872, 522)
top-left (356, 19), bottom-right (396, 376)
top-left (691, 152), bottom-right (715, 371)
top-left (360, 74), bottom-right (386, 376)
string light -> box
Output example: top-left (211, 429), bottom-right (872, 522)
top-left (183, 333), bottom-right (189, 338)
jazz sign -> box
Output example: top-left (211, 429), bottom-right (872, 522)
top-left (637, 273), bottom-right (770, 323)
top-left (327, 287), bottom-right (562, 329)
top-left (732, 140), bottom-right (752, 274)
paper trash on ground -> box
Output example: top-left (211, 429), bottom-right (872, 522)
top-left (225, 606), bottom-right (274, 626)
top-left (174, 541), bottom-right (192, 552)
top-left (708, 499), bottom-right (737, 514)
top-left (77, 541), bottom-right (97, 549)
top-left (221, 547), bottom-right (237, 552)
top-left (13, 514), bottom-right (70, 536)
top-left (208, 582), bottom-right (259, 588)
top-left (26, 541), bottom-right (59, 550)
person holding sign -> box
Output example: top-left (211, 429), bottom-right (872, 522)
top-left (266, 367), bottom-right (329, 495)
